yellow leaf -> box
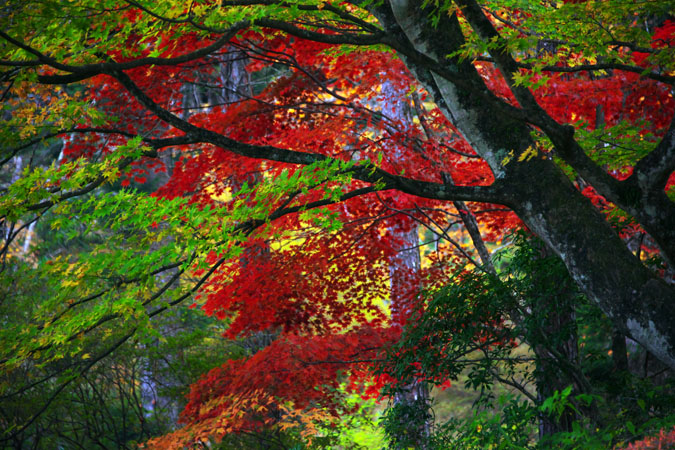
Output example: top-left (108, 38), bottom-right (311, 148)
top-left (517, 146), bottom-right (538, 162)
top-left (501, 149), bottom-right (515, 166)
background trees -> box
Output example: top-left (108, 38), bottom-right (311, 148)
top-left (1, 0), bottom-right (674, 448)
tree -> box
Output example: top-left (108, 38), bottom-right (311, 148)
top-left (1, 0), bottom-right (674, 446)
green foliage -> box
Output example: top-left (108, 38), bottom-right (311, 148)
top-left (429, 394), bottom-right (536, 450)
top-left (381, 396), bottom-right (434, 449)
top-left (0, 288), bottom-right (235, 448)
top-left (382, 268), bottom-right (518, 395)
top-left (0, 150), bottom-right (358, 371)
top-left (380, 233), bottom-right (675, 449)
top-left (0, 119), bottom-right (364, 446)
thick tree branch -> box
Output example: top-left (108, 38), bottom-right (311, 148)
top-left (1, 11), bottom-right (383, 85)
top-left (456, 0), bottom-right (675, 266)
top-left (387, 1), bottom-right (628, 214)
top-left (455, 0), bottom-right (545, 116)
top-left (455, 0), bottom-right (623, 188)
top-left (111, 69), bottom-right (507, 205)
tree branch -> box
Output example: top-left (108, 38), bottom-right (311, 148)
top-left (2, 25), bottom-right (246, 85)
top-left (111, 68), bottom-right (507, 204)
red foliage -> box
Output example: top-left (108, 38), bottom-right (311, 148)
top-left (67, 2), bottom-right (673, 442)
top-left (618, 426), bottom-right (675, 449)
top-left (180, 325), bottom-right (399, 431)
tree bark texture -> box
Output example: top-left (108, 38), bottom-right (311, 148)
top-left (372, 0), bottom-right (675, 369)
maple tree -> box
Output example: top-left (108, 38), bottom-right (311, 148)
top-left (1, 0), bottom-right (675, 448)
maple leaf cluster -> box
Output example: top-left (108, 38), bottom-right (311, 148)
top-left (2, 0), bottom-right (675, 447)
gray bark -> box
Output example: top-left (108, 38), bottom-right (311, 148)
top-left (371, 1), bottom-right (675, 369)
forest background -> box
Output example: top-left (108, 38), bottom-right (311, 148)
top-left (1, 0), bottom-right (675, 448)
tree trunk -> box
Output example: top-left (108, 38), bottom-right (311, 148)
top-left (388, 221), bottom-right (432, 447)
top-left (382, 77), bottom-right (432, 447)
top-left (372, 1), bottom-right (675, 370)
top-left (529, 243), bottom-right (580, 438)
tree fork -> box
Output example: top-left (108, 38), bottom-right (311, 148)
top-left (377, 0), bottom-right (675, 369)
